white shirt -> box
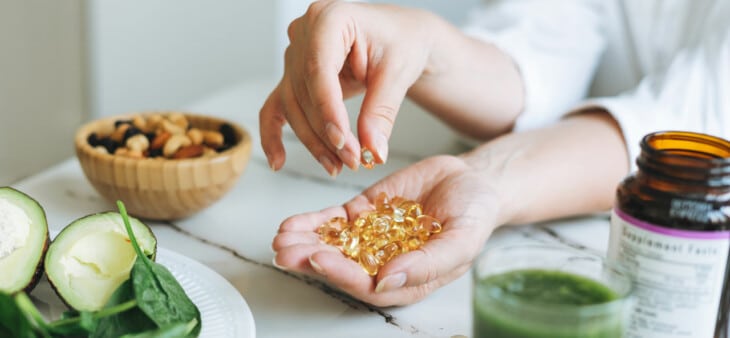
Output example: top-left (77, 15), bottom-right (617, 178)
top-left (463, 0), bottom-right (730, 170)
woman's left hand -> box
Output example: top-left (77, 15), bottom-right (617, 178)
top-left (271, 155), bottom-right (501, 306)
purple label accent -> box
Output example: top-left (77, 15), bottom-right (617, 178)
top-left (614, 208), bottom-right (730, 240)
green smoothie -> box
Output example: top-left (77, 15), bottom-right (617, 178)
top-left (473, 269), bottom-right (624, 338)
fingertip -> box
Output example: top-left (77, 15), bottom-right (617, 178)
top-left (372, 132), bottom-right (389, 164)
top-left (325, 123), bottom-right (345, 150)
top-left (337, 142), bottom-right (361, 171)
top-left (272, 255), bottom-right (288, 271)
top-left (375, 272), bottom-right (406, 293)
top-left (318, 154), bottom-right (342, 178)
top-left (309, 254), bottom-right (326, 275)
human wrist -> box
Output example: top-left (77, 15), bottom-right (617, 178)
top-left (460, 145), bottom-right (520, 227)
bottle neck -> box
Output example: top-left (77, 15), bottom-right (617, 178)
top-left (637, 131), bottom-right (730, 194)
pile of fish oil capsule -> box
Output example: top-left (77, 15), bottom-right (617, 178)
top-left (318, 192), bottom-right (442, 276)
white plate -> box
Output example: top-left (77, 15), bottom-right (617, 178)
top-left (32, 247), bottom-right (256, 338)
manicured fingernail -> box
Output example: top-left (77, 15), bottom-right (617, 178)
top-left (272, 256), bottom-right (287, 271)
top-left (309, 255), bottom-right (326, 275)
top-left (338, 147), bottom-right (359, 171)
top-left (318, 155), bottom-right (337, 177)
top-left (374, 133), bottom-right (388, 163)
top-left (375, 272), bottom-right (406, 293)
top-left (326, 123), bottom-right (345, 150)
top-left (268, 158), bottom-right (276, 171)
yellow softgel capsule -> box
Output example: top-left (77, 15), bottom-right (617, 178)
top-left (316, 193), bottom-right (442, 276)
top-left (375, 192), bottom-right (390, 212)
top-left (361, 148), bottom-right (376, 169)
top-left (359, 249), bottom-right (381, 276)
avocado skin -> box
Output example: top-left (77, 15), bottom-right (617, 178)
top-left (0, 186), bottom-right (50, 294)
top-left (22, 232), bottom-right (49, 293)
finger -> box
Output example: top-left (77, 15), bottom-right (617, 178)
top-left (259, 88), bottom-right (288, 171)
top-left (278, 206), bottom-right (348, 233)
top-left (280, 81), bottom-right (343, 177)
top-left (303, 69), bottom-right (361, 170)
top-left (272, 231), bottom-right (321, 252)
top-left (369, 262), bottom-right (470, 306)
top-left (274, 243), bottom-right (340, 273)
top-left (293, 76), bottom-right (358, 171)
top-left (357, 64), bottom-right (411, 164)
top-left (301, 23), bottom-right (362, 170)
top-left (374, 227), bottom-right (485, 293)
top-left (308, 250), bottom-right (375, 293)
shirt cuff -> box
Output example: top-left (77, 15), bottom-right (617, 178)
top-left (567, 96), bottom-right (660, 173)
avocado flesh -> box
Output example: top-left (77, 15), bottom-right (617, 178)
top-left (45, 212), bottom-right (156, 311)
top-left (0, 187), bottom-right (49, 294)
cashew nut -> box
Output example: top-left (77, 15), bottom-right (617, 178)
top-left (163, 134), bottom-right (192, 158)
top-left (125, 134), bottom-right (149, 152)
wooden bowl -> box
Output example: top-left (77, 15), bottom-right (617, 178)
top-left (74, 112), bottom-right (251, 220)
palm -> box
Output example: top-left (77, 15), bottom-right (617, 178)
top-left (272, 155), bottom-right (499, 306)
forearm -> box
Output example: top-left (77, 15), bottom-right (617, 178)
top-left (408, 13), bottom-right (524, 140)
top-left (463, 110), bottom-right (629, 226)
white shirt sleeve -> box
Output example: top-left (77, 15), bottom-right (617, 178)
top-left (572, 28), bottom-right (730, 171)
top-left (462, 0), bottom-right (607, 130)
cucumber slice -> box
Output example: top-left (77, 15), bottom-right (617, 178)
top-left (45, 212), bottom-right (157, 311)
top-left (0, 187), bottom-right (49, 294)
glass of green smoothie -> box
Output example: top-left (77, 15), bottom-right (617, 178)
top-left (472, 244), bottom-right (633, 338)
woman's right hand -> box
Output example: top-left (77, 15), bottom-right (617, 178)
top-left (259, 0), bottom-right (444, 176)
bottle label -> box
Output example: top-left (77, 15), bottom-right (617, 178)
top-left (609, 208), bottom-right (730, 338)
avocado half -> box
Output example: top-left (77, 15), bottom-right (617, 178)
top-left (0, 187), bottom-right (49, 294)
top-left (45, 212), bottom-right (157, 311)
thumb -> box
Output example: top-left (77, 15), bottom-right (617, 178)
top-left (358, 68), bottom-right (410, 165)
top-left (374, 231), bottom-right (483, 293)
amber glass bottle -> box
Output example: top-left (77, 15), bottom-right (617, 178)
top-left (609, 131), bottom-right (730, 338)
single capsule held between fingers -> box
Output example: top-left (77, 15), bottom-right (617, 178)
top-left (361, 147), bottom-right (376, 169)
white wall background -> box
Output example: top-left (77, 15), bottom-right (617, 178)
top-left (1, 0), bottom-right (481, 184)
top-left (0, 0), bottom-right (86, 185)
top-left (89, 0), bottom-right (481, 117)
top-left (87, 1), bottom-right (277, 117)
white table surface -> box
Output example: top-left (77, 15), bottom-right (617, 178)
top-left (12, 78), bottom-right (612, 338)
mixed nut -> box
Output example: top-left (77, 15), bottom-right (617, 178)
top-left (87, 113), bottom-right (237, 159)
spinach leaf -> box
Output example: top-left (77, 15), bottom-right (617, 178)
top-left (117, 201), bottom-right (201, 338)
top-left (91, 279), bottom-right (156, 338)
top-left (14, 292), bottom-right (52, 338)
top-left (0, 291), bottom-right (38, 338)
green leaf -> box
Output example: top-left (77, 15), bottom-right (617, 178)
top-left (0, 292), bottom-right (38, 338)
top-left (91, 279), bottom-right (156, 338)
top-left (117, 201), bottom-right (201, 338)
top-left (131, 258), bottom-right (201, 337)
top-left (14, 293), bottom-right (52, 338)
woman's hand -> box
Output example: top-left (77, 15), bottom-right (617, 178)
top-left (259, 1), bottom-right (442, 176)
top-left (271, 155), bottom-right (502, 306)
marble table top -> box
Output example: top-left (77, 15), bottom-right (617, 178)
top-left (12, 78), bottom-right (613, 338)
